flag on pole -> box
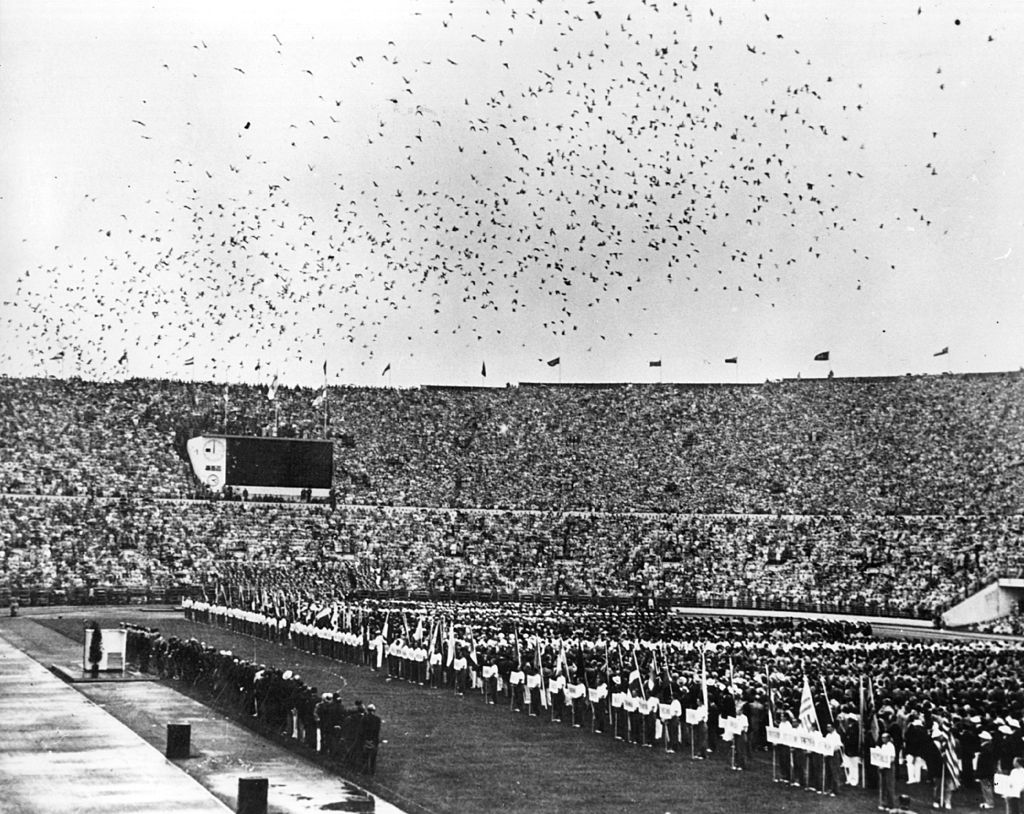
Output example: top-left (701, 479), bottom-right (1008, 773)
top-left (862, 675), bottom-right (880, 744)
top-left (376, 612), bottom-right (390, 669)
top-left (546, 357), bottom-right (560, 367)
top-left (183, 356), bottom-right (194, 366)
top-left (557, 638), bottom-right (570, 680)
top-left (819, 676), bottom-right (835, 724)
top-left (728, 655), bottom-right (737, 706)
top-left (323, 360), bottom-right (328, 375)
top-left (535, 638), bottom-right (548, 708)
top-left (118, 350), bottom-right (128, 365)
top-left (50, 351), bottom-right (65, 361)
top-left (799, 675), bottom-right (820, 733)
top-left (630, 648), bottom-right (647, 701)
top-left (649, 360), bottom-right (662, 367)
top-left (700, 648), bottom-right (709, 713)
top-left (933, 346), bottom-right (949, 357)
top-left (724, 357), bottom-right (738, 364)
top-left (425, 620), bottom-right (438, 679)
top-left (814, 351), bottom-right (830, 361)
top-left (312, 386), bottom-right (327, 409)
top-left (932, 719), bottom-right (961, 788)
top-left (268, 374), bottom-right (278, 401)
top-left (481, 361), bottom-right (487, 377)
top-left (382, 363), bottom-right (391, 376)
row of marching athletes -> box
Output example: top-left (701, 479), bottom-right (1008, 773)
top-left (186, 598), bottom-right (761, 763)
top-left (186, 598), bottom-right (1024, 811)
top-left (375, 628), bottom-right (759, 762)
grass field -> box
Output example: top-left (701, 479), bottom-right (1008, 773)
top-left (34, 610), bottom-right (977, 814)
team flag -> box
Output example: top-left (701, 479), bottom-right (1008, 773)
top-left (382, 363), bottom-right (391, 376)
top-left (118, 350), bottom-right (128, 365)
top-left (425, 620), bottom-right (438, 678)
top-left (799, 675), bottom-right (820, 733)
top-left (700, 648), bottom-right (709, 712)
top-left (376, 612), bottom-right (389, 669)
top-left (862, 675), bottom-right (880, 744)
top-left (724, 357), bottom-right (738, 364)
top-left (268, 374), bottom-right (278, 401)
top-left (630, 648), bottom-right (647, 700)
top-left (933, 346), bottom-right (949, 357)
top-left (481, 361), bottom-right (487, 377)
top-left (535, 638), bottom-right (549, 708)
top-left (649, 360), bottom-right (662, 367)
top-left (819, 676), bottom-right (835, 724)
top-left (814, 351), bottom-right (830, 361)
top-left (547, 357), bottom-right (560, 367)
top-left (557, 638), bottom-right (570, 679)
top-left (312, 386), bottom-right (327, 409)
top-left (933, 719), bottom-right (961, 788)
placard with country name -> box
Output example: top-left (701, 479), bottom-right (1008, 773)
top-left (766, 726), bottom-right (831, 755)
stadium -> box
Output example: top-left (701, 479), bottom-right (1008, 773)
top-left (3, 2), bottom-right (1024, 813)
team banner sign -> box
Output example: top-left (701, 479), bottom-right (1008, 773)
top-left (766, 726), bottom-right (832, 756)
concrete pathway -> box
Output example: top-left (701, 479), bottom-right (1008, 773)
top-left (0, 632), bottom-right (232, 814)
top-left (0, 618), bottom-right (406, 814)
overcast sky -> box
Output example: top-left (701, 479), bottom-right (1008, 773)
top-left (2, 0), bottom-right (1022, 388)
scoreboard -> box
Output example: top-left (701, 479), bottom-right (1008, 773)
top-left (186, 435), bottom-right (333, 497)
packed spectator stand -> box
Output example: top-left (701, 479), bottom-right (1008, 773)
top-left (1, 371), bottom-right (1023, 619)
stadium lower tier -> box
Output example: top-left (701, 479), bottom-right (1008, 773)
top-left (3, 494), bottom-right (1023, 618)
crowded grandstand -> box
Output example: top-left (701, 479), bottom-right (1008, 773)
top-left (3, 372), bottom-right (1023, 619)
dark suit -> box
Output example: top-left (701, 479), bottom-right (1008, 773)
top-left (360, 712), bottom-right (382, 775)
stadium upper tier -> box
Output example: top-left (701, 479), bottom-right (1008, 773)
top-left (1, 371), bottom-right (1022, 513)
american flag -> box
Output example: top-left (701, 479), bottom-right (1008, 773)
top-left (933, 719), bottom-right (961, 787)
top-left (799, 675), bottom-right (820, 733)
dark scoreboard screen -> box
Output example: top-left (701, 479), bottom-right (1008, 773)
top-left (225, 436), bottom-right (333, 489)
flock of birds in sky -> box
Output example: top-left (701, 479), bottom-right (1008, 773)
top-left (3, 0), bottom-right (1003, 386)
